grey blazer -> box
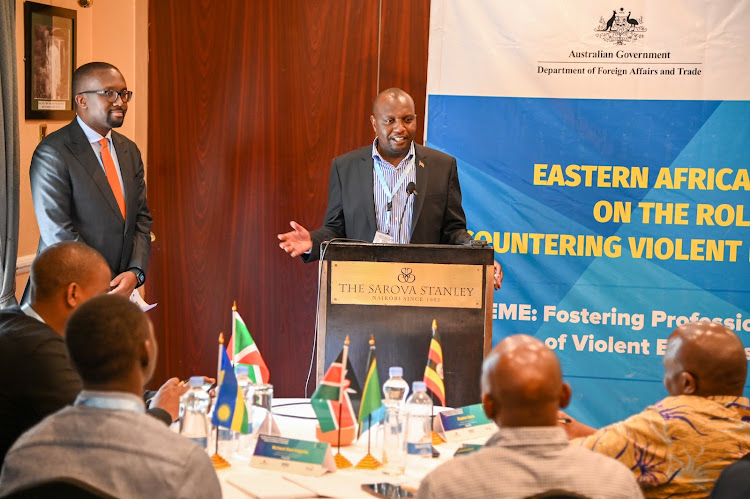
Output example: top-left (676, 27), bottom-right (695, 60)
top-left (303, 143), bottom-right (472, 261)
top-left (29, 118), bottom-right (152, 277)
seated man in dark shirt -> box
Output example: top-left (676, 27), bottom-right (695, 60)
top-left (0, 295), bottom-right (221, 498)
top-left (0, 241), bottom-right (186, 465)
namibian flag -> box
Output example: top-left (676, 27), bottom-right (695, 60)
top-left (228, 307), bottom-right (270, 384)
top-left (311, 348), bottom-right (361, 433)
top-left (357, 336), bottom-right (385, 437)
top-left (212, 347), bottom-right (250, 433)
top-left (423, 319), bottom-right (446, 406)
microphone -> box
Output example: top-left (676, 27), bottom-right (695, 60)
top-left (397, 182), bottom-right (417, 243)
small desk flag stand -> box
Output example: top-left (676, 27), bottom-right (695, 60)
top-left (334, 336), bottom-right (353, 469)
top-left (355, 335), bottom-right (382, 470)
top-left (211, 332), bottom-right (231, 470)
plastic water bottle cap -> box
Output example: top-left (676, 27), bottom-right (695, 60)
top-left (189, 376), bottom-right (204, 387)
top-left (388, 366), bottom-right (403, 377)
top-left (412, 381), bottom-right (427, 392)
top-left (235, 364), bottom-right (249, 376)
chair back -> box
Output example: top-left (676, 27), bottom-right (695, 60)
top-left (2, 478), bottom-right (115, 499)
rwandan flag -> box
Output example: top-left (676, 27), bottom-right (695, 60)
top-left (227, 306), bottom-right (270, 384)
top-left (212, 347), bottom-right (250, 433)
top-left (423, 319), bottom-right (446, 406)
top-left (357, 336), bottom-right (384, 437)
top-left (311, 347), bottom-right (361, 433)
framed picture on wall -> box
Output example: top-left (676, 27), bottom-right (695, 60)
top-left (24, 1), bottom-right (76, 120)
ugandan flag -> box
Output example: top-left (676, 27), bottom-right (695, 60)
top-left (423, 319), bottom-right (446, 406)
top-left (212, 347), bottom-right (250, 433)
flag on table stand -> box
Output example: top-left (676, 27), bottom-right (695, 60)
top-left (310, 343), bottom-right (360, 432)
top-left (357, 335), bottom-right (385, 437)
top-left (423, 319), bottom-right (446, 407)
top-left (356, 335), bottom-right (384, 469)
top-left (227, 302), bottom-right (270, 383)
top-left (310, 336), bottom-right (360, 469)
top-left (212, 346), bottom-right (250, 434)
top-left (423, 320), bottom-right (446, 450)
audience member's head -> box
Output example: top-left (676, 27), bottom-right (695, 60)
top-left (663, 321), bottom-right (747, 397)
top-left (28, 242), bottom-right (111, 333)
top-left (65, 294), bottom-right (157, 393)
top-left (481, 334), bottom-right (571, 427)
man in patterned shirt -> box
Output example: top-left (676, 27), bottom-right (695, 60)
top-left (563, 321), bottom-right (750, 498)
top-left (417, 334), bottom-right (642, 499)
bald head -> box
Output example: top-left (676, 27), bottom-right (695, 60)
top-left (481, 334), bottom-right (570, 427)
top-left (30, 242), bottom-right (111, 304)
top-left (663, 321), bottom-right (747, 397)
top-left (370, 88), bottom-right (417, 166)
top-left (372, 88), bottom-right (414, 115)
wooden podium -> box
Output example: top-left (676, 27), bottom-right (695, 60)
top-left (316, 241), bottom-right (494, 408)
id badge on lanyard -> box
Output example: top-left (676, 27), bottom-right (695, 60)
top-left (374, 160), bottom-right (414, 230)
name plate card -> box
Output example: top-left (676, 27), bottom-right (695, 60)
top-left (250, 434), bottom-right (335, 476)
top-left (435, 404), bottom-right (496, 443)
top-left (331, 261), bottom-right (483, 308)
top-left (453, 443), bottom-right (484, 456)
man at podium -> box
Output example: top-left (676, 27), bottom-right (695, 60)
top-left (278, 88), bottom-right (502, 289)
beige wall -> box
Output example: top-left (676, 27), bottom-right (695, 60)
top-left (14, 0), bottom-right (148, 301)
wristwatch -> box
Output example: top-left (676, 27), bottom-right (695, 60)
top-left (129, 267), bottom-right (146, 288)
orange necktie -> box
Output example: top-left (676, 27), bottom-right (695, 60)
top-left (98, 138), bottom-right (126, 218)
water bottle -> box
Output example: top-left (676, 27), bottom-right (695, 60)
top-left (405, 381), bottom-right (433, 457)
top-left (179, 376), bottom-right (210, 449)
top-left (381, 367), bottom-right (409, 475)
top-left (235, 364), bottom-right (251, 399)
top-left (383, 366), bottom-right (410, 407)
top-left (233, 365), bottom-right (255, 458)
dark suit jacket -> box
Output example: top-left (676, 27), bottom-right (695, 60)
top-left (0, 307), bottom-right (170, 465)
top-left (29, 118), bottom-right (152, 277)
top-left (303, 143), bottom-right (472, 261)
top-left (711, 452), bottom-right (750, 499)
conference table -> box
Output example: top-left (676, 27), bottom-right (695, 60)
top-left (215, 398), bottom-right (492, 498)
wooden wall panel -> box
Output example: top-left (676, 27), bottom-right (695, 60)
top-left (147, 0), bottom-right (430, 395)
top-left (380, 0), bottom-right (432, 143)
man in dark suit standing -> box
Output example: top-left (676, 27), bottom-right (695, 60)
top-left (278, 88), bottom-right (502, 289)
top-left (29, 62), bottom-right (151, 299)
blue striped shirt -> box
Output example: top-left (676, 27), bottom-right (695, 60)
top-left (371, 139), bottom-right (417, 244)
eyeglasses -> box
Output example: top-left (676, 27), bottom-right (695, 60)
top-left (78, 90), bottom-right (133, 103)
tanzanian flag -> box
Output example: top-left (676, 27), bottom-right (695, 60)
top-left (357, 337), bottom-right (385, 437)
top-left (423, 319), bottom-right (446, 406)
top-left (212, 347), bottom-right (250, 433)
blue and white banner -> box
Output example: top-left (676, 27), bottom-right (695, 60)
top-left (426, 0), bottom-right (750, 426)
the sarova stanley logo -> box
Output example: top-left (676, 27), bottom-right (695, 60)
top-left (398, 267), bottom-right (416, 283)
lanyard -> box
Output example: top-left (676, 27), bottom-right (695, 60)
top-left (75, 392), bottom-right (145, 413)
top-left (374, 159), bottom-right (414, 228)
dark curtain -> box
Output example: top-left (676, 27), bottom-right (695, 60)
top-left (0, 0), bottom-right (20, 308)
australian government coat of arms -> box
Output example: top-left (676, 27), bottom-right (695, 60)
top-left (596, 8), bottom-right (647, 45)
